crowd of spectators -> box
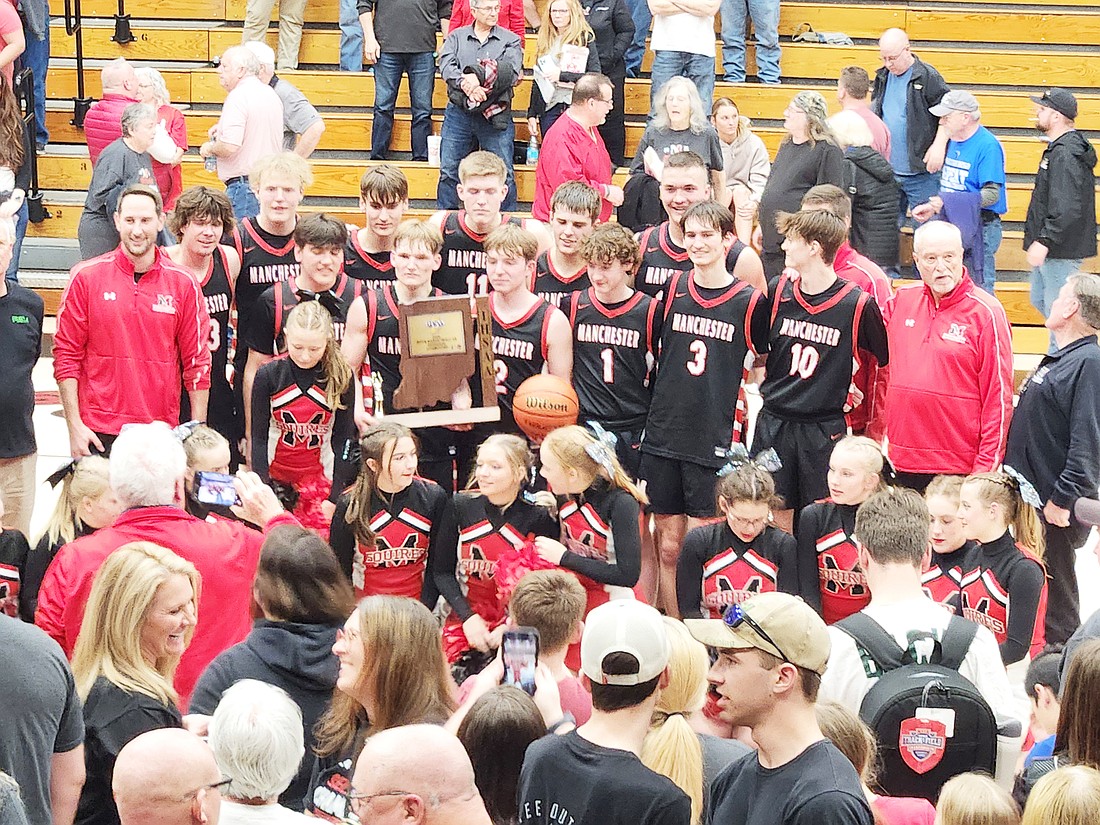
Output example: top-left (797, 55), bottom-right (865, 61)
top-left (0, 11), bottom-right (1099, 825)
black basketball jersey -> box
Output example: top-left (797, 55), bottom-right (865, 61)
top-left (232, 217), bottom-right (299, 341)
top-left (568, 288), bottom-right (661, 430)
top-left (760, 273), bottom-right (888, 422)
top-left (533, 252), bottom-right (589, 310)
top-left (637, 222), bottom-right (748, 301)
top-left (491, 294), bottom-right (554, 431)
top-left (642, 272), bottom-right (767, 467)
top-left (343, 226), bottom-right (395, 289)
top-left (247, 275), bottom-right (363, 355)
top-left (433, 211), bottom-right (523, 297)
top-left (201, 246), bottom-right (234, 397)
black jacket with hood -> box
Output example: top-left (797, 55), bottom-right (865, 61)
top-left (190, 619), bottom-right (340, 812)
top-left (1024, 129), bottom-right (1098, 260)
top-left (844, 145), bottom-right (901, 269)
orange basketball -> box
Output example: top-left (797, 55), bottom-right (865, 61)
top-left (512, 374), bottom-right (580, 442)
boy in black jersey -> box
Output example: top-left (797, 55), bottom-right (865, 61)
top-left (428, 151), bottom-right (552, 298)
top-left (343, 165), bottom-right (407, 289)
top-left (753, 208), bottom-right (889, 533)
top-left (231, 152), bottom-right (309, 352)
top-left (485, 223), bottom-right (573, 435)
top-left (243, 214), bottom-right (362, 444)
top-left (641, 202), bottom-right (769, 616)
top-left (341, 220), bottom-right (471, 490)
top-left (532, 181), bottom-right (598, 309)
top-left (167, 186), bottom-right (243, 463)
top-left (571, 223), bottom-right (660, 478)
top-left (636, 151), bottom-right (766, 301)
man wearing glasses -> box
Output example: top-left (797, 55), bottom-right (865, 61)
top-left (870, 28), bottom-right (951, 232)
top-left (348, 724), bottom-right (492, 825)
top-left (686, 592), bottom-right (873, 825)
top-left (881, 221), bottom-right (1013, 492)
top-left (114, 728), bottom-right (226, 825)
top-left (437, 0), bottom-right (523, 211)
top-left (532, 73), bottom-right (623, 223)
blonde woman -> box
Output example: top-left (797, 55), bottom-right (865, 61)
top-left (711, 97), bottom-right (770, 244)
top-left (641, 618), bottom-right (749, 825)
top-left (936, 773), bottom-right (1020, 825)
top-left (527, 0), bottom-right (600, 138)
top-left (71, 542), bottom-right (199, 825)
top-left (21, 457), bottom-right (121, 622)
top-left (1021, 766), bottom-right (1100, 825)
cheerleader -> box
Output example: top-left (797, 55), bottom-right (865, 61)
top-left (250, 301), bottom-right (355, 536)
top-left (921, 475), bottom-right (979, 612)
top-left (535, 425), bottom-right (646, 615)
top-left (432, 433), bottom-right (557, 655)
top-left (676, 457), bottom-right (798, 619)
top-left (20, 457), bottom-right (122, 622)
top-left (329, 422), bottom-right (449, 604)
top-left (958, 471), bottom-right (1047, 665)
top-left (797, 436), bottom-right (887, 624)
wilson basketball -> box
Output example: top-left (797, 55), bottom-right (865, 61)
top-left (512, 375), bottom-right (580, 442)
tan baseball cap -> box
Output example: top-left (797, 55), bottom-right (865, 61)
top-left (685, 592), bottom-right (831, 675)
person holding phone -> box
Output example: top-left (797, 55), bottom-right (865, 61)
top-left (433, 434), bottom-right (558, 659)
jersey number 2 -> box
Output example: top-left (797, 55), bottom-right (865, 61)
top-left (494, 359), bottom-right (508, 395)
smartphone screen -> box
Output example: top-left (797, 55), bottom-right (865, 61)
top-left (502, 628), bottom-right (540, 696)
top-left (194, 471), bottom-right (240, 507)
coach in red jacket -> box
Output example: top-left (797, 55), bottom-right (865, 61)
top-left (35, 423), bottom-right (301, 710)
top-left (84, 58), bottom-right (139, 165)
top-left (53, 185), bottom-right (211, 458)
top-left (883, 221), bottom-right (1014, 491)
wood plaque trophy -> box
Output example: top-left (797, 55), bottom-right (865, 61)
top-left (381, 295), bottom-right (500, 428)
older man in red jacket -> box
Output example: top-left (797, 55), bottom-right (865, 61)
top-left (883, 220), bottom-right (1014, 492)
top-left (84, 57), bottom-right (139, 164)
top-left (35, 423), bottom-right (300, 710)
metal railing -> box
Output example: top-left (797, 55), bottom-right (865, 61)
top-left (13, 68), bottom-right (47, 223)
top-left (62, 0), bottom-right (92, 127)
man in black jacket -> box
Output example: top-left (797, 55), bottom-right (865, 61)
top-left (871, 28), bottom-right (950, 228)
top-left (1005, 272), bottom-right (1100, 646)
top-left (1024, 88), bottom-right (1098, 324)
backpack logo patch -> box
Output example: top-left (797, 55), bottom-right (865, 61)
top-left (899, 717), bottom-right (947, 774)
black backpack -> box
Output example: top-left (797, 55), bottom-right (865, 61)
top-left (836, 613), bottom-right (998, 802)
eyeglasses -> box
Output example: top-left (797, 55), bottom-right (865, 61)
top-left (335, 626), bottom-right (361, 644)
top-left (722, 603), bottom-right (789, 663)
top-left (727, 514), bottom-right (769, 530)
top-left (348, 789), bottom-right (410, 814)
top-left (473, 3), bottom-right (500, 9)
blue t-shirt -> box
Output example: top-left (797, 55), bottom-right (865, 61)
top-left (1024, 734), bottom-right (1057, 768)
top-left (882, 68), bottom-right (912, 174)
top-left (939, 125), bottom-right (1007, 214)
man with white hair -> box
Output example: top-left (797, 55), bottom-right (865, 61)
top-left (882, 221), bottom-right (1013, 491)
top-left (199, 45), bottom-right (283, 219)
top-left (241, 42), bottom-right (325, 159)
top-left (84, 57), bottom-right (139, 164)
top-left (34, 422), bottom-right (300, 708)
top-left (350, 725), bottom-right (492, 825)
top-left (207, 680), bottom-right (310, 822)
top-left (114, 729), bottom-right (224, 825)
top-left (912, 90), bottom-right (1007, 293)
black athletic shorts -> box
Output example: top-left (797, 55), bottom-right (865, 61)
top-left (752, 410), bottom-right (846, 512)
top-left (639, 452), bottom-right (719, 519)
